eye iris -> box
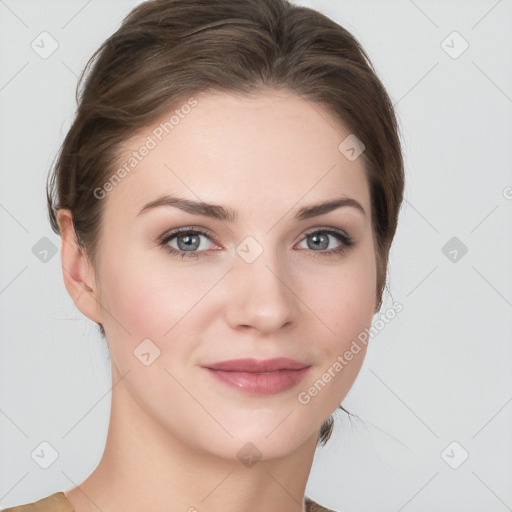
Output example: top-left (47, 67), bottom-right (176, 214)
top-left (178, 233), bottom-right (200, 251)
top-left (308, 233), bottom-right (329, 251)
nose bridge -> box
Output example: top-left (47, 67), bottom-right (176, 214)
top-left (224, 234), bottom-right (298, 332)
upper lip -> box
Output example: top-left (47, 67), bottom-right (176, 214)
top-left (202, 357), bottom-right (310, 373)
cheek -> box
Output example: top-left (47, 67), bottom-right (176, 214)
top-left (296, 249), bottom-right (375, 411)
top-left (94, 251), bottom-right (164, 359)
top-left (307, 275), bottom-right (373, 384)
top-left (99, 248), bottom-right (186, 329)
top-left (334, 271), bottom-right (376, 345)
top-left (305, 250), bottom-right (376, 347)
top-left (97, 250), bottom-right (215, 365)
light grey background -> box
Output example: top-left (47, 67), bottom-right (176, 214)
top-left (1, 1), bottom-right (511, 511)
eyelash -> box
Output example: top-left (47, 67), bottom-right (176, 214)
top-left (158, 226), bottom-right (356, 260)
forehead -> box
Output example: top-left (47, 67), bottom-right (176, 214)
top-left (104, 89), bottom-right (371, 222)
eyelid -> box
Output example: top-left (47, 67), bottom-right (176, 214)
top-left (158, 224), bottom-right (356, 258)
top-left (159, 225), bottom-right (353, 244)
top-left (158, 226), bottom-right (219, 246)
top-left (300, 225), bottom-right (351, 239)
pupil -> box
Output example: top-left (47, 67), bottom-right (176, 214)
top-left (310, 233), bottom-right (328, 250)
top-left (180, 234), bottom-right (198, 251)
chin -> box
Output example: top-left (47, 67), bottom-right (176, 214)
top-left (190, 415), bottom-right (318, 463)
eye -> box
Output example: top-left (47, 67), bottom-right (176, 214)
top-left (158, 227), bottom-right (218, 259)
top-left (158, 226), bottom-right (356, 260)
top-left (297, 228), bottom-right (355, 258)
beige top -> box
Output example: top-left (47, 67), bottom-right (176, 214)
top-left (1, 492), bottom-right (337, 512)
top-left (1, 493), bottom-right (74, 512)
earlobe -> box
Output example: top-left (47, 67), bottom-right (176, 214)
top-left (57, 209), bottom-right (102, 324)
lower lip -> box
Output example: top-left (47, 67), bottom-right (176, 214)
top-left (203, 366), bottom-right (311, 395)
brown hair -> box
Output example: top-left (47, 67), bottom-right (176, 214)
top-left (46, 0), bottom-right (404, 446)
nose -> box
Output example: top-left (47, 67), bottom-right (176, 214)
top-left (223, 246), bottom-right (299, 335)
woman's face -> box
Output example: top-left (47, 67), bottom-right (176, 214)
top-left (87, 89), bottom-right (376, 459)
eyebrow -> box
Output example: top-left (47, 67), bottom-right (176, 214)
top-left (137, 194), bottom-right (366, 222)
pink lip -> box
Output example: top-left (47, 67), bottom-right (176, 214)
top-left (201, 358), bottom-right (311, 395)
top-left (203, 357), bottom-right (309, 372)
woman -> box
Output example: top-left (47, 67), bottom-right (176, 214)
top-left (2, 0), bottom-right (404, 510)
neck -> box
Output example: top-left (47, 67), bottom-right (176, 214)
top-left (65, 363), bottom-right (319, 512)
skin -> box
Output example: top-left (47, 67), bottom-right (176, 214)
top-left (58, 89), bottom-right (377, 512)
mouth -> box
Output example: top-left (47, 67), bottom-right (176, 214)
top-left (201, 358), bottom-right (311, 395)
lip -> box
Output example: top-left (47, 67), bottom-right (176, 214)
top-left (201, 358), bottom-right (311, 395)
top-left (203, 357), bottom-right (309, 372)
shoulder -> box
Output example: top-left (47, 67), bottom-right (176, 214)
top-left (0, 492), bottom-right (74, 512)
top-left (305, 496), bottom-right (340, 512)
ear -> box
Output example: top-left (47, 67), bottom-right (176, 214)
top-left (57, 209), bottom-right (102, 324)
